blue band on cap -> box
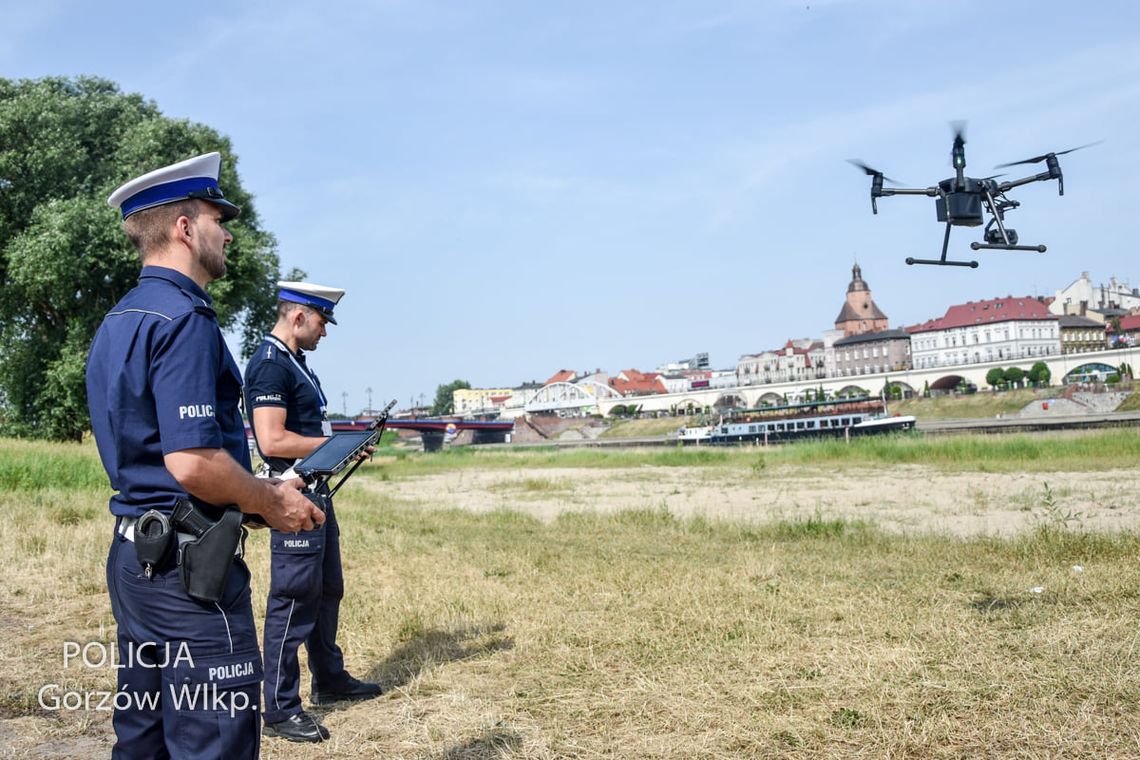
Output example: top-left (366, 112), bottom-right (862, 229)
top-left (120, 176), bottom-right (221, 219)
top-left (278, 289), bottom-right (336, 313)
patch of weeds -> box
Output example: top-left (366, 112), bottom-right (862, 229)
top-left (1034, 482), bottom-right (1084, 529)
top-left (613, 505), bottom-right (676, 528)
top-left (971, 593), bottom-right (1022, 614)
top-left (20, 535), bottom-right (46, 556)
top-left (395, 613), bottom-right (426, 641)
top-left (489, 477), bottom-right (573, 496)
top-left (750, 457), bottom-right (767, 477)
top-left (767, 512), bottom-right (869, 540)
top-left (829, 707), bottom-right (865, 728)
top-left (484, 567), bottom-right (512, 578)
top-left (53, 506), bottom-right (95, 526)
top-left (771, 730), bottom-right (802, 748)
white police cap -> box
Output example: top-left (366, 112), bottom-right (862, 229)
top-left (107, 152), bottom-right (241, 221)
top-left (277, 281), bottom-right (345, 325)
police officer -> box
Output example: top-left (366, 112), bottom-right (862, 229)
top-left (245, 282), bottom-right (382, 743)
top-left (87, 153), bottom-right (324, 758)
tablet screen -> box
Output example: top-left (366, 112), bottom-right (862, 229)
top-left (293, 431), bottom-right (374, 478)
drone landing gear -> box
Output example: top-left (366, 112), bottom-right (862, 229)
top-left (905, 222), bottom-right (979, 268)
top-left (969, 242), bottom-right (1047, 253)
top-left (906, 257), bottom-right (978, 268)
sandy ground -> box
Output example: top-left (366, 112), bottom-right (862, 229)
top-left (369, 464), bottom-right (1140, 536)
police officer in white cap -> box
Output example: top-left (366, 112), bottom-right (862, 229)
top-left (87, 153), bottom-right (324, 758)
top-left (245, 282), bottom-right (383, 743)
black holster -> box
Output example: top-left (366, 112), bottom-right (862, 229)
top-left (172, 499), bottom-right (245, 604)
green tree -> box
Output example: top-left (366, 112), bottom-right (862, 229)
top-left (431, 379), bottom-right (471, 416)
top-left (1003, 366), bottom-right (1025, 388)
top-left (1027, 361), bottom-right (1051, 387)
top-left (985, 367), bottom-right (1006, 390)
top-left (0, 76), bottom-right (283, 440)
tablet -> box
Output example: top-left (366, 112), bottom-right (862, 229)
top-left (293, 431), bottom-right (375, 478)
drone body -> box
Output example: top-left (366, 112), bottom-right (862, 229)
top-left (850, 125), bottom-right (1096, 268)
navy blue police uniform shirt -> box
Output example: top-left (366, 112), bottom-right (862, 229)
top-left (86, 266), bottom-right (250, 518)
top-left (244, 335), bottom-right (328, 473)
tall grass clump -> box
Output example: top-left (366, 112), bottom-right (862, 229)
top-left (0, 438), bottom-right (108, 491)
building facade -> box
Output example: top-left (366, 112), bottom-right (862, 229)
top-left (1058, 314), bottom-right (1107, 354)
top-left (909, 296), bottom-right (1060, 369)
top-left (453, 387), bottom-right (516, 415)
top-left (736, 339), bottom-right (826, 386)
top-left (1051, 271), bottom-right (1140, 316)
top-left (832, 329), bottom-right (912, 377)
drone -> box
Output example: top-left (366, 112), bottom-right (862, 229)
top-left (850, 123), bottom-right (1098, 268)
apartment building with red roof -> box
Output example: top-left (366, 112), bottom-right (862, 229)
top-left (1106, 313), bottom-right (1140, 347)
top-left (736, 338), bottom-right (826, 386)
top-left (608, 369), bottom-right (669, 397)
top-left (544, 369), bottom-right (577, 385)
top-left (908, 296), bottom-right (1060, 369)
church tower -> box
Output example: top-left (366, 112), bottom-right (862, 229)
top-left (834, 263), bottom-right (888, 336)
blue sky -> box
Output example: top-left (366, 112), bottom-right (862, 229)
top-left (4, 1), bottom-right (1138, 413)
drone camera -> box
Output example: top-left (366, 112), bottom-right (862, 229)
top-left (985, 227), bottom-right (1017, 245)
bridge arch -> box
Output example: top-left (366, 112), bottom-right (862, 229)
top-left (884, 380), bottom-right (915, 399)
top-left (757, 392), bottom-right (785, 407)
top-left (836, 385), bottom-right (870, 398)
top-left (673, 398), bottom-right (707, 414)
top-left (929, 375), bottom-right (976, 394)
top-left (1062, 362), bottom-right (1118, 384)
top-left (714, 392), bottom-right (746, 410)
top-left (525, 381), bottom-right (621, 414)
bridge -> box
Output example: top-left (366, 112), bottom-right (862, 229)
top-left (517, 380), bottom-right (623, 415)
top-left (594, 346), bottom-right (1140, 416)
top-left (331, 418), bottom-right (515, 451)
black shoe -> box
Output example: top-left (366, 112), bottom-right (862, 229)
top-left (263, 711), bottom-right (330, 743)
top-left (311, 675), bottom-right (383, 705)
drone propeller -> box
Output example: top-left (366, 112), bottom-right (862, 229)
top-left (950, 120), bottom-right (967, 148)
top-left (846, 159), bottom-right (899, 184)
top-left (950, 120), bottom-right (967, 170)
top-left (994, 140), bottom-right (1103, 168)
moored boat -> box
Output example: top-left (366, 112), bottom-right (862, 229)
top-left (706, 396), bottom-right (916, 445)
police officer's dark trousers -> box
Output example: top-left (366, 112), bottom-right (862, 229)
top-left (262, 500), bottom-right (347, 724)
top-left (107, 522), bottom-right (262, 759)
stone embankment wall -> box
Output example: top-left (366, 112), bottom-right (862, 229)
top-left (1017, 389), bottom-right (1131, 418)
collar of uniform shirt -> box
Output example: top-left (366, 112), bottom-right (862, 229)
top-left (139, 265), bottom-right (213, 305)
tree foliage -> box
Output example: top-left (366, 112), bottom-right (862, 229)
top-left (431, 379), bottom-right (471, 416)
top-left (1003, 366), bottom-right (1025, 387)
top-left (0, 77), bottom-right (283, 440)
top-left (985, 367), bottom-right (1005, 390)
top-left (1027, 361), bottom-right (1051, 387)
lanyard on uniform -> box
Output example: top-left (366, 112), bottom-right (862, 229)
top-left (265, 335), bottom-right (328, 412)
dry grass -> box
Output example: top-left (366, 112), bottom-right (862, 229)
top-left (1117, 391), bottom-right (1140, 412)
top-left (2, 436), bottom-right (1140, 758)
top-left (892, 388), bottom-right (1063, 419)
top-left (600, 417), bottom-right (694, 439)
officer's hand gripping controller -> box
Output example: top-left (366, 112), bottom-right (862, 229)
top-left (292, 399), bottom-right (396, 499)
